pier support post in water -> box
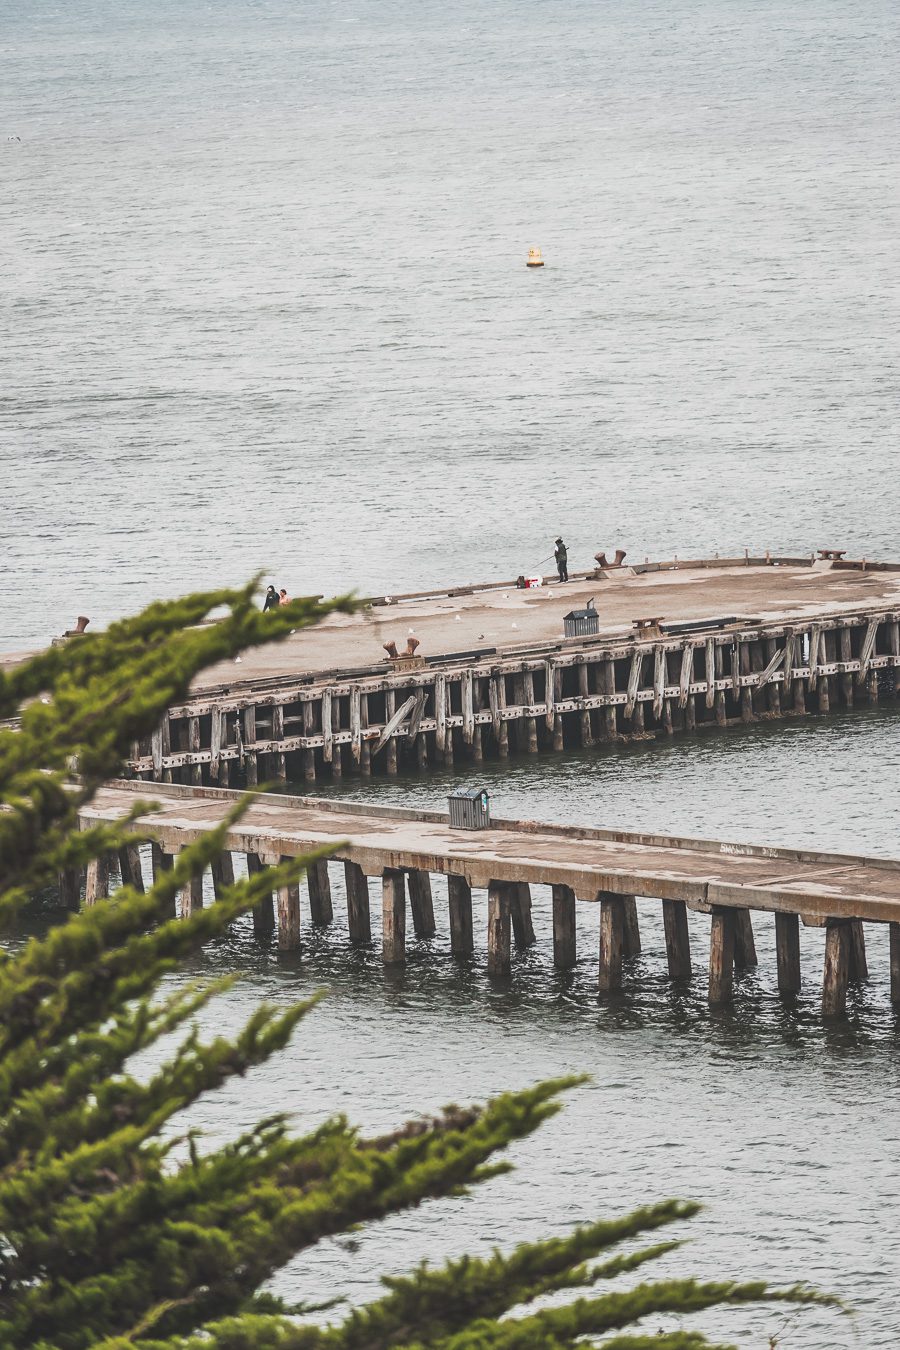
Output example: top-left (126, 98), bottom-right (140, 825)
top-left (890, 923), bottom-right (900, 1006)
top-left (733, 908), bottom-right (757, 969)
top-left (407, 869), bottom-right (436, 939)
top-left (848, 919), bottom-right (868, 981)
top-left (708, 907), bottom-right (735, 1004)
top-left (662, 899), bottom-right (692, 980)
top-left (307, 859), bottom-right (333, 925)
top-left (822, 920), bottom-right (851, 1016)
top-left (598, 892), bottom-right (625, 994)
top-left (382, 869), bottom-right (406, 964)
top-left (118, 843), bottom-right (145, 893)
top-left (177, 851), bottom-right (204, 919)
top-left (775, 912), bottom-right (801, 996)
top-left (57, 867), bottom-right (81, 911)
top-left (552, 884), bottom-right (577, 970)
top-left (246, 853), bottom-right (275, 938)
top-left (211, 850), bottom-right (235, 900)
top-left (510, 882), bottom-right (536, 948)
top-left (487, 881), bottom-right (512, 975)
top-left (151, 842), bottom-right (173, 884)
top-left (84, 855), bottom-right (110, 905)
top-left (622, 896), bottom-right (641, 958)
top-left (448, 874), bottom-right (474, 956)
top-left (276, 858), bottom-right (301, 950)
top-left (344, 861), bottom-right (371, 945)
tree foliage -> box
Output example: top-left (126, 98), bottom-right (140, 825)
top-left (0, 584), bottom-right (833, 1348)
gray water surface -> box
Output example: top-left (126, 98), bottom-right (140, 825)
top-left (4, 0), bottom-right (900, 1344)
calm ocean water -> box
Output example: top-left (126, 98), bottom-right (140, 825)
top-left (4, 0), bottom-right (900, 1343)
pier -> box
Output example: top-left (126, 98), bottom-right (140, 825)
top-left (120, 555), bottom-right (900, 786)
top-left (76, 778), bottom-right (900, 1017)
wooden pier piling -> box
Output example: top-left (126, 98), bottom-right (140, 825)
top-left (448, 874), bottom-right (474, 956)
top-left (708, 908), bottom-right (736, 1004)
top-left (775, 912), bottom-right (802, 996)
top-left (307, 858), bottom-right (333, 925)
top-left (552, 884), bottom-right (577, 969)
top-left (598, 893), bottom-right (625, 993)
top-left (382, 869), bottom-right (406, 964)
top-left (822, 920), bottom-right (851, 1015)
top-left (407, 869), bottom-right (436, 938)
top-left (662, 899), bottom-right (692, 980)
top-left (487, 881), bottom-right (512, 975)
top-left (344, 861), bottom-right (371, 945)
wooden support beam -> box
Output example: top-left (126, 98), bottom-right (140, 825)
top-left (764, 638), bottom-right (782, 715)
top-left (151, 841), bottom-right (173, 883)
top-left (243, 707), bottom-right (258, 787)
top-left (662, 899), bottom-right (692, 980)
top-left (890, 923), bottom-right (900, 1006)
top-left (857, 617), bottom-right (878, 683)
top-left (602, 660), bottom-right (618, 739)
top-left (544, 659), bottom-right (557, 729)
top-left (246, 853), bottom-right (275, 937)
top-left (188, 715), bottom-right (203, 785)
top-left (552, 884), bottom-right (576, 969)
top-left (350, 687), bottom-right (362, 765)
top-left (321, 689), bottom-right (334, 762)
top-left (209, 708), bottom-right (224, 783)
top-left (775, 912), bottom-right (801, 996)
top-left (733, 908), bottom-right (757, 968)
top-left (177, 858), bottom-right (204, 920)
top-left (626, 650), bottom-right (643, 718)
top-left (839, 627), bottom-right (854, 706)
top-left (360, 693), bottom-right (371, 776)
top-left (84, 854), bottom-right (110, 905)
top-left (211, 850), bottom-right (235, 899)
top-left (704, 637), bottom-right (716, 710)
top-left (382, 869), bottom-right (406, 964)
top-left (462, 670), bottom-right (475, 746)
top-left (522, 670), bottom-right (539, 752)
top-left (270, 705), bottom-right (287, 781)
top-left (487, 881), bottom-right (512, 975)
top-left (510, 882), bottom-right (536, 948)
top-left (740, 642), bottom-right (754, 723)
top-left (118, 843), bottom-right (145, 893)
top-left (344, 861), bottom-right (371, 944)
top-left (652, 646), bottom-right (666, 721)
top-left (302, 701), bottom-right (317, 781)
top-left (708, 907), bottom-right (735, 1004)
top-left (622, 895), bottom-right (641, 958)
top-left (307, 858), bottom-right (333, 924)
top-left (598, 893), bottom-right (625, 993)
top-left (782, 632), bottom-right (794, 699)
top-left (822, 920), bottom-right (851, 1016)
top-left (407, 869), bottom-right (436, 938)
top-left (578, 660), bottom-right (594, 746)
top-left (57, 867), bottom-right (81, 911)
top-left (847, 919), bottom-right (868, 981)
top-left (678, 644), bottom-right (693, 709)
top-left (276, 860), bottom-right (301, 950)
top-left (448, 874), bottom-right (474, 956)
top-left (434, 674), bottom-right (447, 752)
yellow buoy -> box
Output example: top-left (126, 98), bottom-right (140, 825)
top-left (526, 247), bottom-right (544, 268)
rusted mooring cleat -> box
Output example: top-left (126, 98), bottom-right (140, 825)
top-left (383, 636), bottom-right (425, 671)
top-left (595, 549), bottom-right (628, 568)
top-left (52, 616), bottom-right (90, 647)
top-left (633, 616), bottom-right (664, 638)
top-left (817, 549), bottom-right (847, 561)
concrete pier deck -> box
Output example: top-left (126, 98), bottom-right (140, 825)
top-left (75, 778), bottom-right (900, 1015)
top-left (192, 555), bottom-right (900, 690)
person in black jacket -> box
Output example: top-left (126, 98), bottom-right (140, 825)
top-left (263, 584), bottom-right (279, 612)
top-left (554, 537), bottom-right (569, 582)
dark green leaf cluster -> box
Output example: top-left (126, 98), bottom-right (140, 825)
top-left (0, 586), bottom-right (837, 1348)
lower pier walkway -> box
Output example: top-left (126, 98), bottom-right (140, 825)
top-left (75, 780), bottom-right (900, 1017)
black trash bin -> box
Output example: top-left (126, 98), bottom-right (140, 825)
top-left (448, 787), bottom-right (491, 830)
top-left (563, 597), bottom-right (599, 637)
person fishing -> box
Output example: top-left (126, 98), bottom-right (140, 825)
top-left (263, 585), bottom-right (279, 612)
top-left (554, 537), bottom-right (569, 583)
